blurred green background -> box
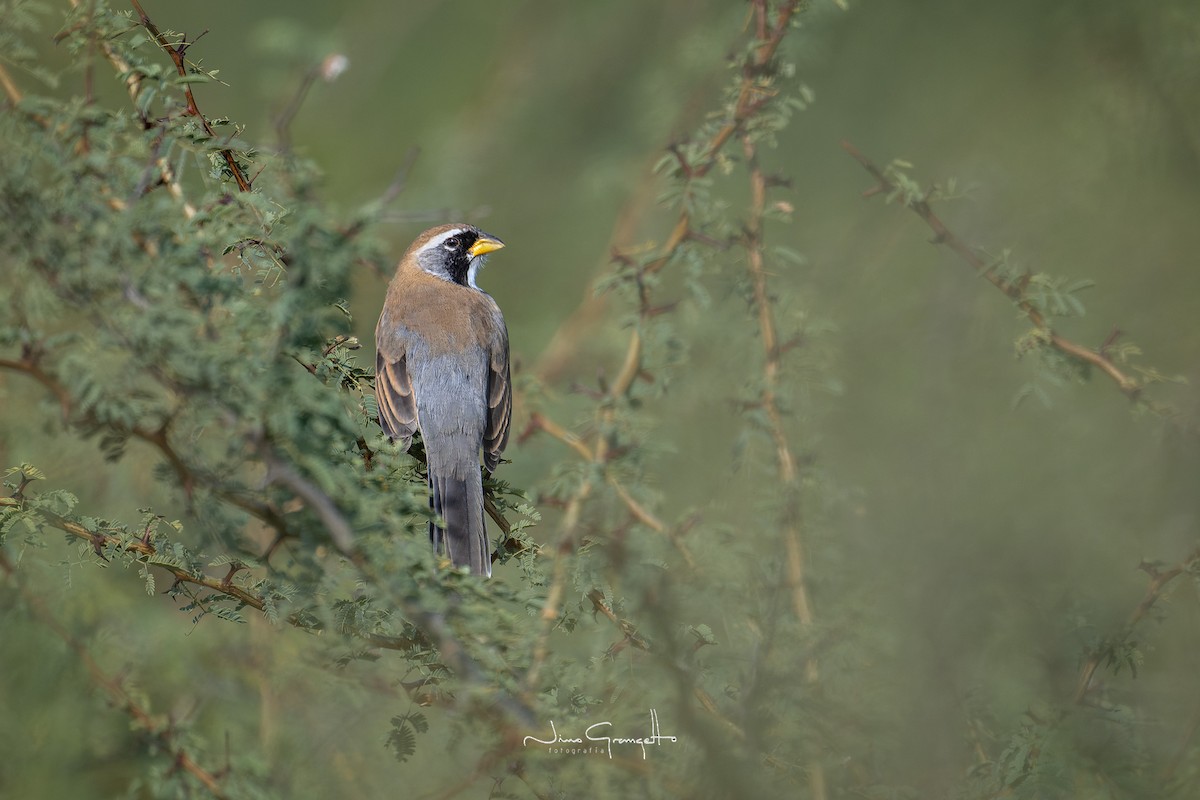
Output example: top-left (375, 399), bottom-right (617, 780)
top-left (2, 0), bottom-right (1199, 797)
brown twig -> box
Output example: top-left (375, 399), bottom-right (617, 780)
top-left (0, 552), bottom-right (231, 798)
top-left (586, 589), bottom-right (649, 652)
top-left (1072, 546), bottom-right (1200, 704)
top-left (0, 61), bottom-right (22, 105)
top-left (524, 481), bottom-right (592, 693)
top-left (521, 408), bottom-right (698, 566)
top-left (738, 65), bottom-right (824, 797)
top-left (0, 353), bottom-right (71, 422)
top-left (129, 0), bottom-right (252, 192)
top-left (740, 132), bottom-right (815, 630)
top-left (696, 0), bottom-right (804, 178)
top-left (606, 476), bottom-right (697, 569)
top-left (522, 412), bottom-right (594, 461)
top-left (841, 140), bottom-right (1146, 401)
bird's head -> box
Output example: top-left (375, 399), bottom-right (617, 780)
top-left (406, 223), bottom-right (505, 289)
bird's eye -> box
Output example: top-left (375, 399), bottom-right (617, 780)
top-left (443, 237), bottom-right (460, 250)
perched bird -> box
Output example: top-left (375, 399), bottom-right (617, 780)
top-left (374, 224), bottom-right (511, 577)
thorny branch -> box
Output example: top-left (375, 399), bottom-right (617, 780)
top-left (728, 5), bottom-right (824, 794)
top-left (521, 411), bottom-right (695, 567)
top-left (2, 455), bottom-right (539, 734)
top-left (129, 0), bottom-right (252, 192)
top-left (0, 492), bottom-right (417, 652)
top-left (520, 0), bottom-right (812, 752)
top-left (740, 130), bottom-right (816, 630)
top-left (698, 0), bottom-right (804, 173)
top-left (841, 140), bottom-right (1166, 408)
top-left (1073, 545), bottom-right (1200, 705)
top-left (54, 0), bottom-right (197, 217)
top-left (533, 2), bottom-right (802, 380)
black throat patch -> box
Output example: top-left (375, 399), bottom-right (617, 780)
top-left (445, 230), bottom-right (479, 286)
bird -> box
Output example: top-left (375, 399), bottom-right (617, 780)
top-left (374, 224), bottom-right (511, 577)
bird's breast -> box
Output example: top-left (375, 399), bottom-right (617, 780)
top-left (383, 280), bottom-right (500, 358)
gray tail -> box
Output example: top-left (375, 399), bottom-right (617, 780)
top-left (428, 468), bottom-right (491, 577)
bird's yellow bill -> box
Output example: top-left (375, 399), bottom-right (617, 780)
top-left (467, 238), bottom-right (505, 257)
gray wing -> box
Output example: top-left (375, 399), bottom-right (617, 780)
top-left (375, 347), bottom-right (418, 450)
top-left (482, 318), bottom-right (511, 473)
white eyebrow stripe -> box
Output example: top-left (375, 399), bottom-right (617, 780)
top-left (417, 228), bottom-right (468, 254)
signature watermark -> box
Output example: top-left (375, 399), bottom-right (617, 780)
top-left (522, 709), bottom-right (678, 759)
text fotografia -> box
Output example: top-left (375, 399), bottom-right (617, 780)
top-left (523, 709), bottom-right (678, 759)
